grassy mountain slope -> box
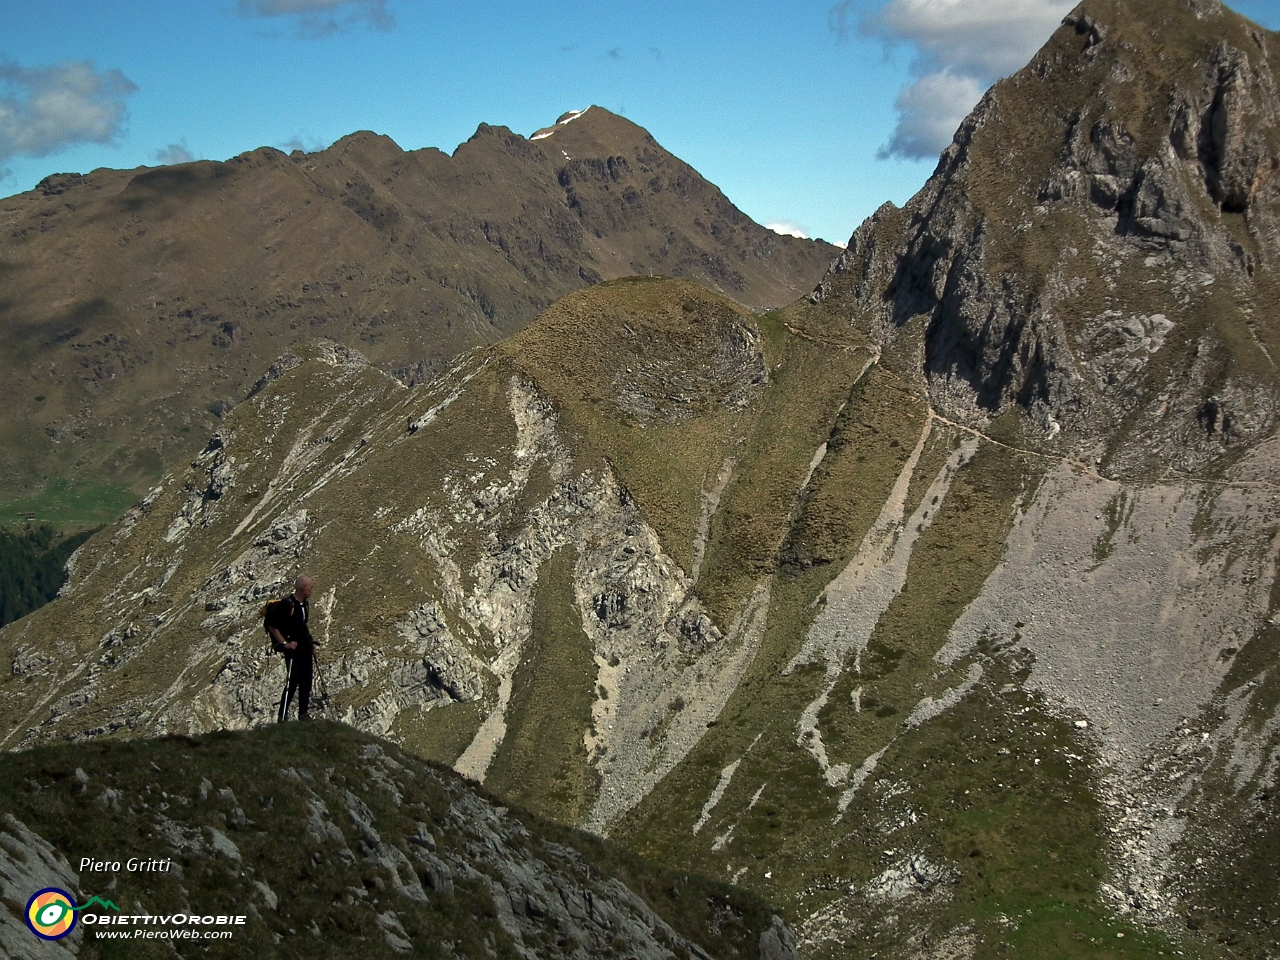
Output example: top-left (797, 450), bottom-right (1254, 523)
top-left (0, 106), bottom-right (835, 507)
top-left (0, 721), bottom-right (779, 960)
top-left (1, 269), bottom-right (1268, 957)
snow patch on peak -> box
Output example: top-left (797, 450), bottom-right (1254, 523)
top-left (531, 107), bottom-right (588, 141)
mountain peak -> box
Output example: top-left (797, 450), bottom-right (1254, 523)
top-left (527, 106), bottom-right (653, 154)
top-left (329, 129), bottom-right (401, 150)
top-left (530, 107), bottom-right (591, 140)
top-left (814, 0), bottom-right (1280, 478)
top-left (0, 104), bottom-right (834, 507)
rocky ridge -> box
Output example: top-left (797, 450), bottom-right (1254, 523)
top-left (0, 105), bottom-right (835, 507)
top-left (813, 0), bottom-right (1280, 478)
top-left (0, 722), bottom-right (789, 959)
top-left (0, 282), bottom-right (782, 844)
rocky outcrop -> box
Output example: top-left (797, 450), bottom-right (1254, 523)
top-left (0, 725), bottom-right (760, 960)
top-left (757, 915), bottom-right (798, 960)
top-left (0, 303), bottom-right (773, 834)
top-left (0, 814), bottom-right (83, 960)
top-left (813, 0), bottom-right (1280, 473)
top-left (1174, 38), bottom-right (1280, 214)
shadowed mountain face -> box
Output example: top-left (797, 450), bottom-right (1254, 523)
top-left (0, 106), bottom-right (835, 505)
top-left (5, 2), bottom-right (1280, 959)
top-left (816, 0), bottom-right (1280, 480)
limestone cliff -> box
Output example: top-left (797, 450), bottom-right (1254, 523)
top-left (814, 0), bottom-right (1280, 478)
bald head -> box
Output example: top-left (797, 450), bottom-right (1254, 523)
top-left (294, 575), bottom-right (313, 600)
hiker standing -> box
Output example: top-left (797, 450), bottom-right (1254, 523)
top-left (268, 575), bottom-right (318, 721)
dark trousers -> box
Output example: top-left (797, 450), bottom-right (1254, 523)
top-left (284, 649), bottom-right (313, 718)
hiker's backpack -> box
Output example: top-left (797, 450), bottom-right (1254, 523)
top-left (262, 598), bottom-right (293, 653)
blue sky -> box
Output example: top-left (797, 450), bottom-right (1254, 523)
top-left (2, 0), bottom-right (1278, 248)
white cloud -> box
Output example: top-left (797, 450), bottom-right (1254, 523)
top-left (238, 0), bottom-right (394, 37)
top-left (154, 141), bottom-right (196, 165)
top-left (0, 60), bottom-right (136, 164)
top-left (878, 68), bottom-right (985, 160)
top-left (879, 0), bottom-right (1075, 78)
top-left (835, 0), bottom-right (1073, 160)
top-left (765, 221), bottom-right (810, 239)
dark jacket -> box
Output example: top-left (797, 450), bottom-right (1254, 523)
top-left (269, 596), bottom-right (313, 654)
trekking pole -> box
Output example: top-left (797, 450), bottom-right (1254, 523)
top-left (313, 650), bottom-right (330, 713)
top-left (277, 656), bottom-right (294, 723)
